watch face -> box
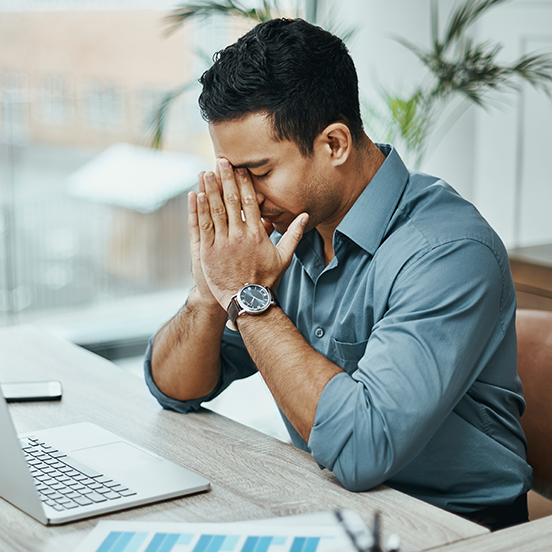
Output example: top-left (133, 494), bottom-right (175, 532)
top-left (238, 284), bottom-right (271, 313)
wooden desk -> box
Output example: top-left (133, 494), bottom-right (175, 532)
top-left (509, 244), bottom-right (552, 311)
top-left (0, 326), bottom-right (489, 552)
top-left (430, 515), bottom-right (552, 552)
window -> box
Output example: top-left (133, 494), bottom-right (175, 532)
top-left (1, 72), bottom-right (30, 143)
top-left (83, 82), bottom-right (126, 132)
top-left (40, 76), bottom-right (74, 126)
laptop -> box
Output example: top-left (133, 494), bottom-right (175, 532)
top-left (0, 387), bottom-right (210, 525)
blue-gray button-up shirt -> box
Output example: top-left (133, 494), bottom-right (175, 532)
top-left (145, 144), bottom-right (532, 514)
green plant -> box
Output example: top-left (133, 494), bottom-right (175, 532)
top-left (366, 0), bottom-right (552, 169)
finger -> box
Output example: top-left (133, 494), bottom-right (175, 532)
top-left (235, 168), bottom-right (262, 228)
top-left (214, 163), bottom-right (224, 193)
top-left (196, 190), bottom-right (215, 247)
top-left (188, 191), bottom-right (201, 253)
top-left (277, 213), bottom-right (309, 266)
top-left (218, 159), bottom-right (244, 228)
top-left (188, 192), bottom-right (204, 278)
top-left (203, 171), bottom-right (228, 236)
top-left (198, 171), bottom-right (206, 194)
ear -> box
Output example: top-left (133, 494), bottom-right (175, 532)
top-left (314, 123), bottom-right (352, 167)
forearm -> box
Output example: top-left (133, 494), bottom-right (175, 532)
top-left (151, 287), bottom-right (228, 401)
top-left (237, 307), bottom-right (343, 441)
top-left (188, 158), bottom-right (332, 436)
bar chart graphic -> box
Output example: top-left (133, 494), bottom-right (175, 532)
top-left (76, 516), bottom-right (359, 552)
top-left (96, 531), bottom-right (328, 552)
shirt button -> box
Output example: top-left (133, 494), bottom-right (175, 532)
top-left (314, 327), bottom-right (325, 338)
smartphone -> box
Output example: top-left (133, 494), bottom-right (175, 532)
top-left (1, 380), bottom-right (63, 403)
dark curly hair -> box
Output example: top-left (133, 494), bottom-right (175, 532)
top-left (198, 18), bottom-right (364, 156)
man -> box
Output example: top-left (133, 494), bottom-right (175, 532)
top-left (144, 18), bottom-right (532, 529)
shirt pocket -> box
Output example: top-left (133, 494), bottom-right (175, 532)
top-left (329, 337), bottom-right (369, 375)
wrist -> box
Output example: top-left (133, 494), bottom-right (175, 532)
top-left (189, 286), bottom-right (227, 316)
top-left (226, 284), bottom-right (279, 332)
top-left (233, 302), bottom-right (281, 332)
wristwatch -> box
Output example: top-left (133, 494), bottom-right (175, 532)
top-left (226, 284), bottom-right (278, 331)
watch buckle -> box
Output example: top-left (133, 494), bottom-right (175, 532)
top-left (226, 318), bottom-right (239, 332)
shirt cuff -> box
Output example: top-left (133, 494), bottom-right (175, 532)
top-left (143, 335), bottom-right (221, 414)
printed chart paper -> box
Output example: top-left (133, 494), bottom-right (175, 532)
top-left (75, 519), bottom-right (358, 552)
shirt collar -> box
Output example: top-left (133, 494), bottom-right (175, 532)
top-left (291, 144), bottom-right (410, 278)
top-left (336, 143), bottom-right (409, 255)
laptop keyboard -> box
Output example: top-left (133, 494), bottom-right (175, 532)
top-left (20, 436), bottom-right (137, 512)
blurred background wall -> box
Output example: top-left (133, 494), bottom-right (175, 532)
top-left (346, 0), bottom-right (552, 248)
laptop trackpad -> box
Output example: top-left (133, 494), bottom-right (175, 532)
top-left (71, 441), bottom-right (161, 472)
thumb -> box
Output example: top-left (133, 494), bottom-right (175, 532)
top-left (277, 213), bottom-right (309, 266)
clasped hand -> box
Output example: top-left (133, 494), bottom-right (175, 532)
top-left (188, 158), bottom-right (308, 311)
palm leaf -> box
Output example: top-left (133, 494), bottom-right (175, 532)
top-left (147, 81), bottom-right (197, 149)
top-left (165, 0), bottom-right (274, 36)
top-left (441, 0), bottom-right (509, 54)
top-left (381, 90), bottom-right (435, 161)
top-left (512, 53), bottom-right (552, 97)
top-left (325, 19), bottom-right (357, 44)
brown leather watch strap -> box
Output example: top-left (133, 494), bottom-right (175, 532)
top-left (227, 297), bottom-right (241, 329)
top-left (226, 286), bottom-right (278, 332)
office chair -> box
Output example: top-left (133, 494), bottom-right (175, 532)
top-left (516, 309), bottom-right (552, 519)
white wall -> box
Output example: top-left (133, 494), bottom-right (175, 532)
top-left (335, 0), bottom-right (552, 248)
top-left (472, 1), bottom-right (552, 247)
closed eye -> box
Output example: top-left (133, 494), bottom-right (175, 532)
top-left (250, 171), bottom-right (270, 180)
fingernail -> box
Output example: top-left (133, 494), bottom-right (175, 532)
top-left (301, 214), bottom-right (309, 226)
top-left (236, 168), bottom-right (246, 176)
top-left (198, 193), bottom-right (207, 203)
top-left (205, 172), bottom-right (215, 182)
top-left (220, 159), bottom-right (230, 169)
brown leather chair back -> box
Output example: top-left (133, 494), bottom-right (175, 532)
top-left (516, 309), bottom-right (552, 500)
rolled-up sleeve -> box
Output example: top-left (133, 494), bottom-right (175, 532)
top-left (308, 239), bottom-right (506, 491)
top-left (144, 326), bottom-right (257, 413)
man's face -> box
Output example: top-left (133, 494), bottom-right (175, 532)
top-left (208, 113), bottom-right (343, 235)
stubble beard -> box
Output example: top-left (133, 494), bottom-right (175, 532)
top-left (281, 179), bottom-right (340, 236)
